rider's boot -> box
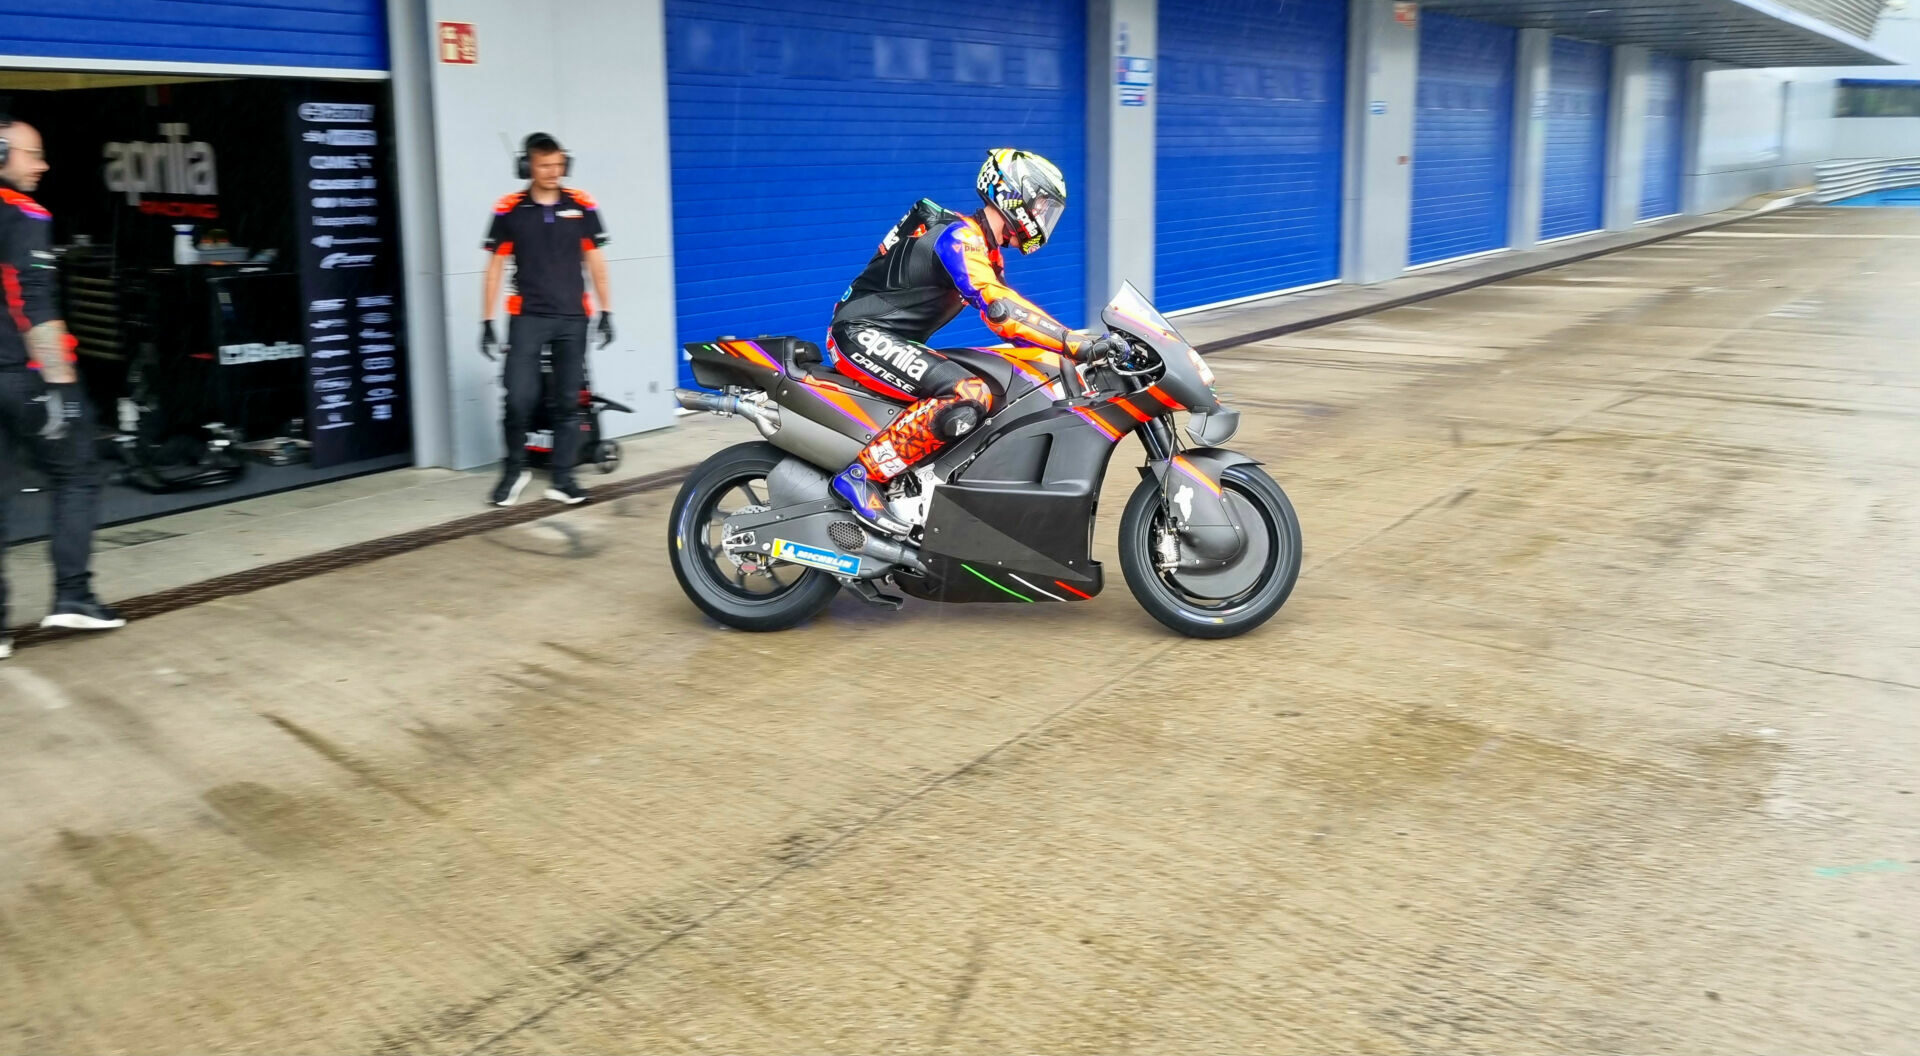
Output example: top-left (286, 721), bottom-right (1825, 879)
top-left (830, 461), bottom-right (912, 537)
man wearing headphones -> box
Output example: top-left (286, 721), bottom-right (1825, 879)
top-left (479, 132), bottom-right (613, 507)
top-left (0, 115), bottom-right (124, 659)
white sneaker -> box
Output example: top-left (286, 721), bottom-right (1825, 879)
top-left (39, 597), bottom-right (127, 631)
top-left (544, 481), bottom-right (588, 506)
top-left (490, 468), bottom-right (532, 508)
top-left (0, 636), bottom-right (12, 660)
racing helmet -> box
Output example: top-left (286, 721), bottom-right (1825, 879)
top-left (976, 148), bottom-right (1067, 255)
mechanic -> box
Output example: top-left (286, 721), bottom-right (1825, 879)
top-left (479, 132), bottom-right (613, 508)
top-left (826, 148), bottom-right (1119, 535)
top-left (0, 114), bottom-right (125, 659)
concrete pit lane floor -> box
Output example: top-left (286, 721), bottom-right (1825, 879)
top-left (1, 206), bottom-right (1917, 1054)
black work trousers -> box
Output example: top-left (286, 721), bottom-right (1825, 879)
top-left (502, 313), bottom-right (588, 483)
top-left (0, 369), bottom-right (101, 626)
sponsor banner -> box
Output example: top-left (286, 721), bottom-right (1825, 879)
top-left (218, 340), bottom-right (305, 366)
top-left (770, 539), bottom-right (862, 576)
top-left (288, 90), bottom-right (408, 465)
top-left (299, 103), bottom-right (376, 123)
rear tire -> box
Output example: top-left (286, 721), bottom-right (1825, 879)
top-left (1119, 464), bottom-right (1301, 639)
top-left (668, 442), bottom-right (840, 631)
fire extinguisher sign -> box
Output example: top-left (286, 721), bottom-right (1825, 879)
top-left (438, 22), bottom-right (477, 65)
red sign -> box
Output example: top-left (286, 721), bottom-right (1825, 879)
top-left (139, 200), bottom-right (219, 219)
top-left (1394, 2), bottom-right (1418, 26)
top-left (438, 22), bottom-right (477, 65)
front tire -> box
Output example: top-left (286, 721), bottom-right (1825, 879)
top-left (1119, 465), bottom-right (1301, 639)
top-left (668, 442), bottom-right (840, 631)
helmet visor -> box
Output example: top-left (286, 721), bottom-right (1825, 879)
top-left (1028, 194), bottom-right (1064, 245)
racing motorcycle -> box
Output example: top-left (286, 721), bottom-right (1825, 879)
top-left (668, 283), bottom-right (1301, 638)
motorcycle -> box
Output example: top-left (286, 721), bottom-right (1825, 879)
top-left (668, 283), bottom-right (1301, 638)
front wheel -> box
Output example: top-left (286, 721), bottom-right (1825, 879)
top-left (1119, 465), bottom-right (1301, 639)
top-left (668, 441), bottom-right (840, 631)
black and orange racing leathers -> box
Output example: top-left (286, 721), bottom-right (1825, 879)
top-left (828, 201), bottom-right (1085, 482)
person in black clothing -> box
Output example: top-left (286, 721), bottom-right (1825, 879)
top-left (0, 115), bottom-right (125, 659)
top-left (479, 132), bottom-right (613, 507)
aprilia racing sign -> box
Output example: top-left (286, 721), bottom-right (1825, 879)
top-left (103, 122), bottom-right (219, 218)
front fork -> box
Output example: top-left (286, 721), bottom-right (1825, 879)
top-left (1138, 415), bottom-right (1179, 464)
top-left (1136, 419), bottom-right (1185, 570)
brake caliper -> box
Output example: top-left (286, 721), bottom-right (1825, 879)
top-left (721, 505), bottom-right (770, 576)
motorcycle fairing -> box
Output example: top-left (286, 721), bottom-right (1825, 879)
top-left (686, 339), bottom-right (783, 391)
top-left (897, 555), bottom-right (1104, 604)
top-left (1101, 282), bottom-right (1222, 416)
top-left (909, 404), bottom-right (1121, 602)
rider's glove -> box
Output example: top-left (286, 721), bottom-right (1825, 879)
top-left (595, 311), bottom-right (615, 350)
top-left (1074, 331), bottom-right (1127, 364)
top-left (1066, 329), bottom-right (1098, 362)
top-left (480, 319), bottom-right (501, 361)
top-left (37, 381), bottom-right (84, 442)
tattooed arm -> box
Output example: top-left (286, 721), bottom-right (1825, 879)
top-left (27, 322), bottom-right (75, 383)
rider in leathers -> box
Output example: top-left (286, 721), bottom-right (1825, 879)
top-left (827, 149), bottom-right (1116, 535)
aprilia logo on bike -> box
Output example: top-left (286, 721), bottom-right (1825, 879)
top-left (852, 329), bottom-right (929, 380)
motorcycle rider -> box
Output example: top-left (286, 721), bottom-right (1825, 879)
top-left (827, 148), bottom-right (1117, 536)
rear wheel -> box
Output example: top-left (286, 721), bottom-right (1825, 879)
top-left (1119, 465), bottom-right (1301, 639)
top-left (668, 442), bottom-right (839, 631)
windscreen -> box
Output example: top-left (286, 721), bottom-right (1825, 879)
top-left (1105, 282), bottom-right (1185, 345)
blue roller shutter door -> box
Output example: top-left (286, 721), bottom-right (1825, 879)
top-left (1409, 14), bottom-right (1516, 267)
top-left (0, 0), bottom-right (387, 72)
top-left (666, 0), bottom-right (1086, 388)
top-left (1155, 0), bottom-right (1347, 312)
top-left (1641, 53), bottom-right (1686, 220)
top-left (1540, 38), bottom-right (1610, 240)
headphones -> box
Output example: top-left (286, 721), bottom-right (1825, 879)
top-left (0, 113), bottom-right (12, 168)
top-left (514, 131), bottom-right (571, 180)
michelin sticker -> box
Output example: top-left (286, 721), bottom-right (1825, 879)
top-left (771, 539), bottom-right (862, 576)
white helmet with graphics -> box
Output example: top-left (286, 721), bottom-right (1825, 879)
top-left (976, 148), bottom-right (1067, 255)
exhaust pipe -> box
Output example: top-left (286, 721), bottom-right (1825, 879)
top-left (828, 519), bottom-right (928, 575)
top-left (862, 533), bottom-right (928, 575)
top-left (674, 387), bottom-right (746, 415)
top-left (675, 388), bottom-right (778, 432)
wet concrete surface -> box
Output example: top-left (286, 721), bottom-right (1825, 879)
top-left (2, 207), bottom-right (1917, 1054)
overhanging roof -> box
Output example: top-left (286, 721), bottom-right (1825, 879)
top-left (1417, 0), bottom-right (1900, 66)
